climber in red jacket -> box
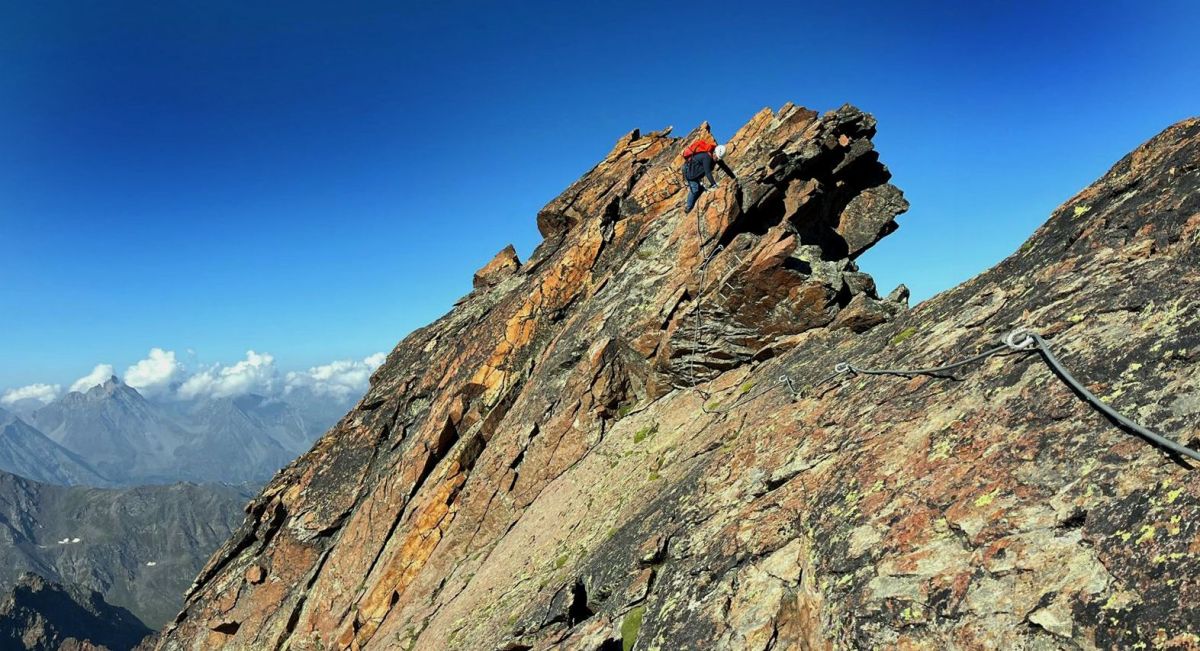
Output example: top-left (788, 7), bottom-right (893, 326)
top-left (681, 140), bottom-right (735, 213)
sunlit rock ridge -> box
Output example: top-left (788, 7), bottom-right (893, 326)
top-left (160, 106), bottom-right (1200, 650)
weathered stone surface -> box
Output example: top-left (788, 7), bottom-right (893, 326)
top-left (473, 244), bottom-right (521, 290)
top-left (886, 282), bottom-right (910, 307)
top-left (243, 565), bottom-right (265, 585)
top-left (830, 292), bottom-right (898, 333)
top-left (158, 110), bottom-right (1200, 651)
top-left (837, 182), bottom-right (906, 258)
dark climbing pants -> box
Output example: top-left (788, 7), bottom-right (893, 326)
top-left (685, 180), bottom-right (704, 213)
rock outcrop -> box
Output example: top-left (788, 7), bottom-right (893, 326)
top-left (0, 573), bottom-right (152, 651)
top-left (159, 107), bottom-right (1200, 650)
top-left (473, 245), bottom-right (522, 290)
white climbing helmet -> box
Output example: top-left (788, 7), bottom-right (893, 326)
top-left (714, 144), bottom-right (726, 159)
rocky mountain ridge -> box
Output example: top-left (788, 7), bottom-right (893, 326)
top-left (160, 106), bottom-right (1199, 650)
top-left (0, 469), bottom-right (252, 631)
top-left (0, 408), bottom-right (109, 487)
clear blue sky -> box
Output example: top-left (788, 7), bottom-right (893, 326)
top-left (2, 0), bottom-right (1197, 390)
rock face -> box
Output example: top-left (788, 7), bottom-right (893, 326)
top-left (0, 573), bottom-right (152, 651)
top-left (0, 470), bottom-right (252, 630)
top-left (159, 108), bottom-right (1200, 650)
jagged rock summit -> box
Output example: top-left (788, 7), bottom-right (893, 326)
top-left (160, 108), bottom-right (1200, 650)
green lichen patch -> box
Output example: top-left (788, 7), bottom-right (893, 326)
top-left (974, 490), bottom-right (998, 508)
top-left (891, 327), bottom-right (917, 346)
top-left (633, 424), bottom-right (659, 444)
top-left (621, 605), bottom-right (646, 651)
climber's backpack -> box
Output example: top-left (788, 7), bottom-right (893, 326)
top-left (681, 140), bottom-right (715, 181)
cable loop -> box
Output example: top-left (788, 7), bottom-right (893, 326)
top-left (1003, 328), bottom-right (1037, 351)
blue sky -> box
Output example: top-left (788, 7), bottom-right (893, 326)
top-left (2, 1), bottom-right (1197, 393)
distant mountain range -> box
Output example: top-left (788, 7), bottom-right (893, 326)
top-left (0, 375), bottom-right (356, 647)
top-left (0, 469), bottom-right (253, 632)
top-left (0, 408), bottom-right (110, 487)
top-left (2, 376), bottom-right (348, 487)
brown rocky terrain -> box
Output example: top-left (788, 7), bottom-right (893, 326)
top-left (158, 105), bottom-right (1199, 650)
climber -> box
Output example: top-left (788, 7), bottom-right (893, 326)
top-left (682, 140), bottom-right (736, 213)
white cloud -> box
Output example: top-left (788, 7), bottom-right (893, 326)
top-left (124, 348), bottom-right (183, 396)
top-left (178, 350), bottom-right (277, 400)
top-left (1, 383), bottom-right (62, 406)
top-left (284, 353), bottom-right (386, 401)
top-left (7, 348), bottom-right (386, 406)
top-left (70, 364), bottom-right (115, 393)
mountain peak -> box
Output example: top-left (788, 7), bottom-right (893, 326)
top-left (82, 375), bottom-right (140, 401)
top-left (99, 374), bottom-right (124, 390)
